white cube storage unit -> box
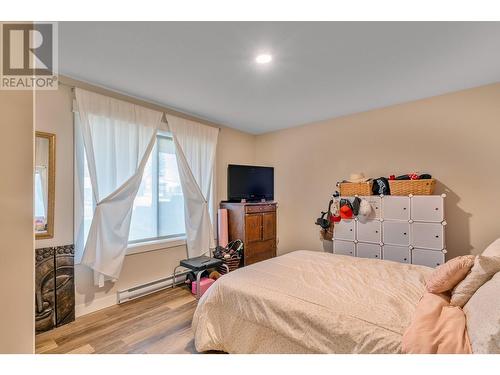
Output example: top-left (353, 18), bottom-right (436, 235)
top-left (411, 248), bottom-right (445, 268)
top-left (356, 242), bottom-right (382, 260)
top-left (333, 194), bottom-right (446, 268)
top-left (356, 220), bottom-right (381, 243)
top-left (383, 196), bottom-right (410, 221)
top-left (333, 219), bottom-right (355, 241)
top-left (410, 195), bottom-right (444, 222)
top-left (411, 222), bottom-right (445, 250)
top-left (382, 221), bottom-right (410, 246)
top-left (333, 239), bottom-right (355, 256)
top-left (383, 245), bottom-right (411, 264)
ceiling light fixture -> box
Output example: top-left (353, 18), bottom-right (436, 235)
top-left (255, 54), bottom-right (272, 64)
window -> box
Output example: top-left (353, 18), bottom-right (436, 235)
top-left (80, 133), bottom-right (185, 246)
top-left (128, 134), bottom-right (185, 242)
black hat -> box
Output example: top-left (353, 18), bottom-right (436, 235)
top-left (372, 177), bottom-right (391, 195)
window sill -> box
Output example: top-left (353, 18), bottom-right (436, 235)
top-left (126, 236), bottom-right (187, 256)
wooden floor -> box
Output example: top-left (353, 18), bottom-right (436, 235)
top-left (35, 286), bottom-right (199, 354)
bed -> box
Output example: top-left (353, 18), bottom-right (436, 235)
top-left (192, 250), bottom-right (434, 353)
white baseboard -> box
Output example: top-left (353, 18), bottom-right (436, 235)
top-left (75, 293), bottom-right (117, 318)
top-left (75, 271), bottom-right (189, 318)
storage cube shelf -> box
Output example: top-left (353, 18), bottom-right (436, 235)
top-left (333, 195), bottom-right (446, 268)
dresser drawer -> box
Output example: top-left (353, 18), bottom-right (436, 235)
top-left (356, 220), bottom-right (381, 243)
top-left (356, 243), bottom-right (381, 260)
top-left (410, 196), bottom-right (444, 222)
top-left (245, 239), bottom-right (276, 258)
top-left (411, 222), bottom-right (444, 250)
top-left (245, 204), bottom-right (276, 214)
top-left (245, 251), bottom-right (275, 266)
top-left (383, 245), bottom-right (410, 264)
top-left (334, 240), bottom-right (355, 256)
top-left (411, 248), bottom-right (445, 268)
top-left (333, 219), bottom-right (355, 241)
top-left (383, 221), bottom-right (410, 246)
top-left (243, 240), bottom-right (276, 266)
top-left (383, 196), bottom-right (410, 221)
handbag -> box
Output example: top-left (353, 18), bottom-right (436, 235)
top-left (315, 199), bottom-right (333, 230)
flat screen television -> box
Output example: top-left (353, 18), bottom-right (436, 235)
top-left (227, 164), bottom-right (274, 202)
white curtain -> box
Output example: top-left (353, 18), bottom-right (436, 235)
top-left (75, 88), bottom-right (163, 286)
top-left (167, 115), bottom-right (219, 258)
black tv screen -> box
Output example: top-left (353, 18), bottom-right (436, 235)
top-left (228, 164), bottom-right (274, 202)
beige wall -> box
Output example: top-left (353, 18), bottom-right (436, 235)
top-left (255, 83), bottom-right (500, 259)
top-left (35, 85), bottom-right (256, 316)
top-left (216, 127), bottom-right (256, 204)
top-left (0, 91), bottom-right (34, 353)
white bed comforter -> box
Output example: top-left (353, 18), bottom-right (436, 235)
top-left (192, 250), bottom-right (433, 353)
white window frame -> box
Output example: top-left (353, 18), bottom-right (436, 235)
top-left (126, 235), bottom-right (186, 255)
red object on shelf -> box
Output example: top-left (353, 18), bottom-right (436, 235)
top-left (330, 215), bottom-right (341, 223)
top-left (409, 173), bottom-right (419, 180)
top-left (340, 205), bottom-right (353, 219)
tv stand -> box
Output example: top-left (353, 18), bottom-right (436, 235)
top-left (219, 201), bottom-right (277, 266)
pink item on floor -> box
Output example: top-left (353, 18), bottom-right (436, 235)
top-left (192, 277), bottom-right (215, 297)
top-left (218, 208), bottom-right (229, 247)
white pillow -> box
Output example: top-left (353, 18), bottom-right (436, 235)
top-left (463, 272), bottom-right (500, 353)
top-left (482, 238), bottom-right (500, 257)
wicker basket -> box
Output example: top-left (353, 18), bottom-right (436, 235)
top-left (388, 179), bottom-right (435, 195)
top-left (216, 257), bottom-right (241, 275)
top-left (339, 181), bottom-right (373, 196)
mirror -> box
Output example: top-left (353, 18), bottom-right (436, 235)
top-left (35, 131), bottom-right (55, 239)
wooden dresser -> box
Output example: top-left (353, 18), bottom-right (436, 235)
top-left (220, 201), bottom-right (277, 266)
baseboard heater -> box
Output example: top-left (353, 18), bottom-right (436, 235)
top-left (117, 271), bottom-right (189, 304)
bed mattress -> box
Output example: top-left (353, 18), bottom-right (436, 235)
top-left (192, 250), bottom-right (433, 353)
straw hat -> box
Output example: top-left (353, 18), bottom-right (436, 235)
top-left (347, 172), bottom-right (369, 183)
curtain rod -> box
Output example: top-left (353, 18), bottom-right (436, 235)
top-left (62, 75), bottom-right (222, 131)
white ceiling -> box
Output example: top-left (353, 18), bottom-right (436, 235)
top-left (59, 22), bottom-right (500, 134)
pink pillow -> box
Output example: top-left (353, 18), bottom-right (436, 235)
top-left (425, 255), bottom-right (475, 294)
top-left (402, 292), bottom-right (472, 354)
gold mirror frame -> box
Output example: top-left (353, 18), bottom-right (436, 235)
top-left (35, 131), bottom-right (56, 240)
